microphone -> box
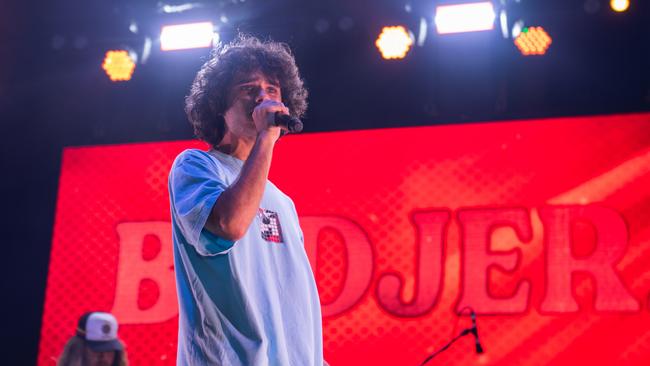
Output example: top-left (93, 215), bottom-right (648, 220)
top-left (470, 310), bottom-right (484, 354)
top-left (274, 112), bottom-right (303, 133)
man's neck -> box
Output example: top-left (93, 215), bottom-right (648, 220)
top-left (216, 135), bottom-right (255, 161)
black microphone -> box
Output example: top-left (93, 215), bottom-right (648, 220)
top-left (274, 112), bottom-right (303, 133)
top-left (470, 310), bottom-right (484, 354)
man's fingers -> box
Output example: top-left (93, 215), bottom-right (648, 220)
top-left (253, 101), bottom-right (290, 129)
top-left (256, 101), bottom-right (287, 115)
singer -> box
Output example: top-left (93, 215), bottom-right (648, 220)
top-left (168, 35), bottom-right (325, 365)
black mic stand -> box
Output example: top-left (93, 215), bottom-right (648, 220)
top-left (418, 327), bottom-right (474, 366)
top-left (419, 306), bottom-right (483, 365)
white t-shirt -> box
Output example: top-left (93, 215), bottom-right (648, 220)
top-left (169, 148), bottom-right (323, 366)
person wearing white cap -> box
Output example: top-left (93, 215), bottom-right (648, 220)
top-left (57, 311), bottom-right (129, 366)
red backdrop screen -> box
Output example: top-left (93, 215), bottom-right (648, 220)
top-left (39, 113), bottom-right (650, 365)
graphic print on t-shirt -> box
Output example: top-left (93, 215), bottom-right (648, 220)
top-left (258, 208), bottom-right (283, 243)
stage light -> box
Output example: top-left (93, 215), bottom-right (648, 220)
top-left (102, 50), bottom-right (136, 82)
top-left (160, 22), bottom-right (216, 51)
top-left (434, 2), bottom-right (496, 35)
top-left (159, 2), bottom-right (205, 14)
top-left (499, 10), bottom-right (509, 39)
top-left (375, 26), bottom-right (414, 60)
top-left (610, 0), bottom-right (630, 12)
top-left (514, 27), bottom-right (552, 56)
top-left (417, 17), bottom-right (428, 46)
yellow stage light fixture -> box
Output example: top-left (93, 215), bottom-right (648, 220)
top-left (375, 26), bottom-right (413, 60)
top-left (610, 0), bottom-right (630, 12)
top-left (514, 26), bottom-right (552, 56)
top-left (102, 50), bottom-right (136, 82)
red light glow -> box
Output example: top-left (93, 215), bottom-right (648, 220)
top-left (38, 113), bottom-right (650, 366)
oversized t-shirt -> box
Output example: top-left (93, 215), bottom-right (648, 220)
top-left (168, 148), bottom-right (323, 366)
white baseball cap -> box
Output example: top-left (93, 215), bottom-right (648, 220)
top-left (76, 312), bottom-right (123, 352)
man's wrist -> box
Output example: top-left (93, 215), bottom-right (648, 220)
top-left (256, 129), bottom-right (281, 144)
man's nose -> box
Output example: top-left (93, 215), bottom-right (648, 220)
top-left (255, 89), bottom-right (272, 103)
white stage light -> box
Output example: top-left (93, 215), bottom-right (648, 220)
top-left (434, 2), bottom-right (496, 35)
top-left (160, 22), bottom-right (216, 51)
top-left (610, 0), bottom-right (630, 12)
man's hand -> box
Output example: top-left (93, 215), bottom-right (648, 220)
top-left (206, 100), bottom-right (289, 241)
top-left (252, 100), bottom-right (290, 141)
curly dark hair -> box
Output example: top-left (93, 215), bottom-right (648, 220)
top-left (57, 336), bottom-right (129, 366)
top-left (185, 35), bottom-right (308, 147)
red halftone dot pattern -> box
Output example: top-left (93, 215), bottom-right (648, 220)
top-left (316, 228), bottom-right (348, 303)
top-left (38, 141), bottom-right (205, 366)
top-left (142, 234), bottom-right (162, 260)
top-left (620, 328), bottom-right (650, 363)
top-left (39, 113), bottom-right (650, 366)
top-left (138, 279), bottom-right (161, 310)
top-left (271, 113), bottom-right (650, 366)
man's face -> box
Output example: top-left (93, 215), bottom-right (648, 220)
top-left (223, 70), bottom-right (282, 139)
top-left (84, 347), bottom-right (116, 366)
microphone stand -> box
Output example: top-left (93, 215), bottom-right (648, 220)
top-left (418, 327), bottom-right (474, 366)
top-left (419, 306), bottom-right (483, 365)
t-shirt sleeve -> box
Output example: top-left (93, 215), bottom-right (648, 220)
top-left (169, 150), bottom-right (235, 256)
